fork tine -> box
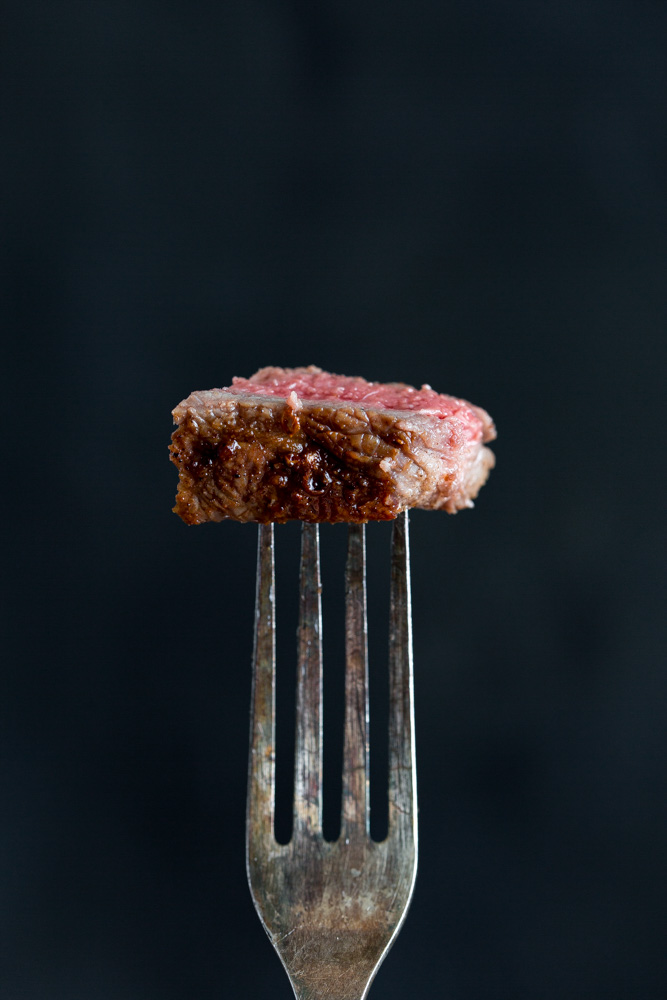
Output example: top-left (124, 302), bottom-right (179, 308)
top-left (247, 523), bottom-right (276, 850)
top-left (341, 522), bottom-right (369, 839)
top-left (293, 522), bottom-right (323, 838)
top-left (388, 511), bottom-right (417, 843)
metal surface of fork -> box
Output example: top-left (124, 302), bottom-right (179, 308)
top-left (246, 512), bottom-right (417, 1000)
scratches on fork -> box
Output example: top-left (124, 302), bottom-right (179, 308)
top-left (388, 511), bottom-right (417, 844)
top-left (294, 522), bottom-right (323, 837)
top-left (247, 515), bottom-right (418, 1000)
top-left (247, 522), bottom-right (276, 850)
top-left (342, 523), bottom-right (370, 840)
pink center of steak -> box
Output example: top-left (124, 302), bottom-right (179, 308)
top-left (226, 366), bottom-right (471, 420)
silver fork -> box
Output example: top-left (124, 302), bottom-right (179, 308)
top-left (246, 512), bottom-right (418, 1000)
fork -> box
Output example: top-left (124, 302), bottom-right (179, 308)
top-left (246, 512), bottom-right (418, 1000)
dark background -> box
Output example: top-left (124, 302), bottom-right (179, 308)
top-left (4, 2), bottom-right (667, 997)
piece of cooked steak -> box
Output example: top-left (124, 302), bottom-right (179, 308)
top-left (170, 366), bottom-right (496, 524)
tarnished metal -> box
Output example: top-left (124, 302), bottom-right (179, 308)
top-left (246, 512), bottom-right (417, 1000)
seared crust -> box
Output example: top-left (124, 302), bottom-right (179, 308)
top-left (170, 388), bottom-right (495, 524)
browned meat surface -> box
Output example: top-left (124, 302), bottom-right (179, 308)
top-left (170, 366), bottom-right (496, 524)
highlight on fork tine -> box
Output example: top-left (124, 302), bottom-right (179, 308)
top-left (247, 523), bottom-right (276, 848)
top-left (293, 522), bottom-right (323, 838)
top-left (342, 522), bottom-right (370, 839)
top-left (388, 511), bottom-right (417, 841)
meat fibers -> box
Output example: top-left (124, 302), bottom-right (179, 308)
top-left (170, 366), bottom-right (496, 524)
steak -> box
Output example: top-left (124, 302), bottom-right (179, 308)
top-left (170, 366), bottom-right (496, 524)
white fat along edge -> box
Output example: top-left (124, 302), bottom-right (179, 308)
top-left (286, 390), bottom-right (301, 412)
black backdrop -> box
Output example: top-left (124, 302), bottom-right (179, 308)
top-left (4, 2), bottom-right (667, 998)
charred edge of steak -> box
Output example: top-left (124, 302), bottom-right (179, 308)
top-left (170, 415), bottom-right (403, 525)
